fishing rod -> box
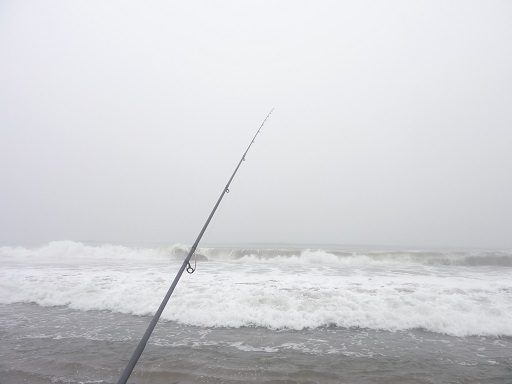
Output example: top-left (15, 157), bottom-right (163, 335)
top-left (117, 108), bottom-right (274, 384)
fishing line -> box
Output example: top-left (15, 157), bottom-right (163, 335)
top-left (144, 363), bottom-right (156, 384)
top-left (117, 108), bottom-right (274, 384)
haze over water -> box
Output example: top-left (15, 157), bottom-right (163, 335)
top-left (2, 1), bottom-right (512, 248)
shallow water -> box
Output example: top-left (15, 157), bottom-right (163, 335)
top-left (1, 303), bottom-right (511, 383)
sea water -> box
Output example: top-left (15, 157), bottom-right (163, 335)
top-left (1, 241), bottom-right (511, 383)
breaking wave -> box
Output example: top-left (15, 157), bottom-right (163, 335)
top-left (2, 241), bottom-right (510, 266)
top-left (1, 241), bottom-right (511, 337)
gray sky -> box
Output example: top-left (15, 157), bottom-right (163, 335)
top-left (1, 0), bottom-right (511, 248)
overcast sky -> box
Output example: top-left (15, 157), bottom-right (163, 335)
top-left (1, 0), bottom-right (511, 248)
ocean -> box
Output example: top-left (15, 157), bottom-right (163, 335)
top-left (1, 241), bottom-right (511, 383)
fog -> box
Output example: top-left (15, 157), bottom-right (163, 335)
top-left (1, 1), bottom-right (511, 248)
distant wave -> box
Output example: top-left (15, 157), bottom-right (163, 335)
top-left (1, 241), bottom-right (511, 267)
top-left (210, 248), bottom-right (512, 267)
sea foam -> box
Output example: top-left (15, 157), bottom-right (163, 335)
top-left (1, 241), bottom-right (511, 337)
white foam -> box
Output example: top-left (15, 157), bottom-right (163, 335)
top-left (1, 242), bottom-right (512, 337)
